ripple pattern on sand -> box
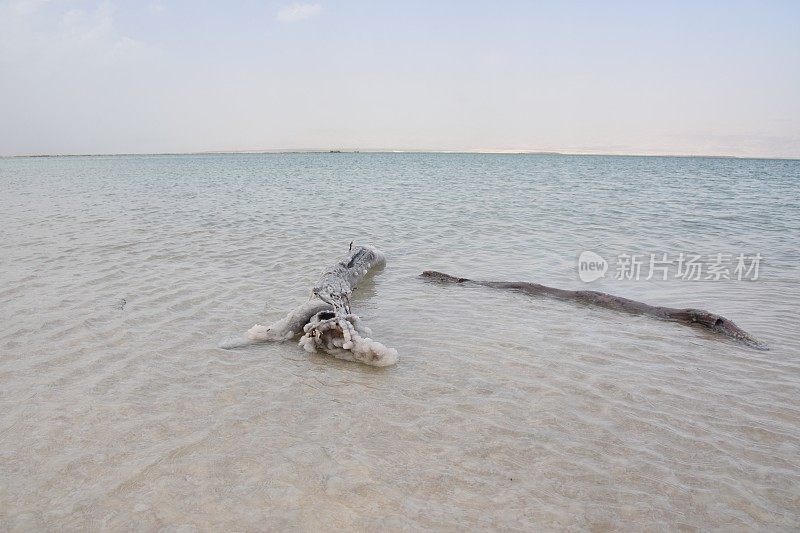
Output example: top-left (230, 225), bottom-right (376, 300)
top-left (0, 153), bottom-right (799, 530)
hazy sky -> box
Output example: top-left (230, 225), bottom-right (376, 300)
top-left (1, 0), bottom-right (798, 157)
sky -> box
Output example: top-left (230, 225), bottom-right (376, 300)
top-left (1, 0), bottom-right (798, 158)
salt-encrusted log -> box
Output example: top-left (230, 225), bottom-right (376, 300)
top-left (312, 244), bottom-right (385, 311)
top-left (421, 270), bottom-right (768, 350)
top-left (230, 244), bottom-right (397, 366)
top-left (245, 299), bottom-right (332, 342)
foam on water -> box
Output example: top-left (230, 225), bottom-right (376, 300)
top-left (0, 153), bottom-right (798, 530)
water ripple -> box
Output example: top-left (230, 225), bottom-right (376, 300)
top-left (0, 153), bottom-right (798, 530)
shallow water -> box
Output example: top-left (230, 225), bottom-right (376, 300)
top-left (1, 153), bottom-right (798, 530)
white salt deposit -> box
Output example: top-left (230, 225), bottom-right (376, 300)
top-left (298, 311), bottom-right (398, 367)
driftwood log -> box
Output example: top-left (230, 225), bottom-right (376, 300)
top-left (221, 244), bottom-right (398, 366)
top-left (421, 270), bottom-right (767, 350)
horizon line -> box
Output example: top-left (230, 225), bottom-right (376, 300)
top-left (2, 148), bottom-right (799, 162)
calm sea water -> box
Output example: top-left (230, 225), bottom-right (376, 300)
top-left (1, 153), bottom-right (798, 530)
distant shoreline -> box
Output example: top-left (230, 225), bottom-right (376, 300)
top-left (1, 150), bottom-right (798, 162)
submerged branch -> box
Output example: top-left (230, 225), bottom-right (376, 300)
top-left (421, 270), bottom-right (768, 350)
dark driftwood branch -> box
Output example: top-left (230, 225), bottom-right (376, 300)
top-left (421, 271), bottom-right (767, 350)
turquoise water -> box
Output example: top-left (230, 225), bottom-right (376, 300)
top-left (1, 153), bottom-right (799, 529)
